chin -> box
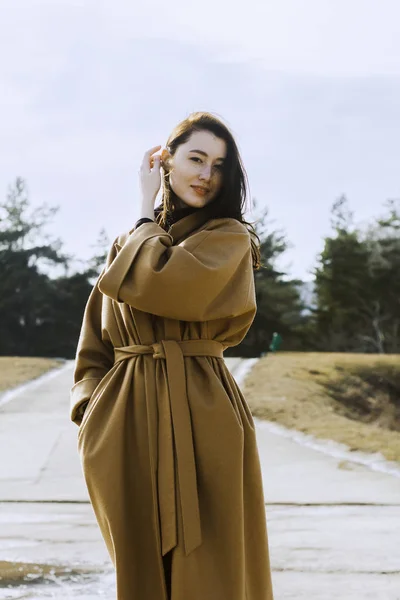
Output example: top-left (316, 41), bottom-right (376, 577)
top-left (172, 187), bottom-right (215, 209)
top-left (176, 198), bottom-right (204, 210)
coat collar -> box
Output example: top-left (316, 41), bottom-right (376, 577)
top-left (166, 202), bottom-right (216, 245)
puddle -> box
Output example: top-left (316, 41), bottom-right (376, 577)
top-left (0, 561), bottom-right (115, 599)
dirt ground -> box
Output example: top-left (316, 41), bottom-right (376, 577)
top-left (242, 352), bottom-right (400, 463)
top-left (0, 357), bottom-right (64, 393)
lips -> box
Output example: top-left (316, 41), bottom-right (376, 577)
top-left (191, 186), bottom-right (209, 195)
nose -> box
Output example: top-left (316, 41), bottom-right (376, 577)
top-left (199, 164), bottom-right (212, 181)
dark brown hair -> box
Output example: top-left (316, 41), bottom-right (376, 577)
top-left (156, 111), bottom-right (262, 270)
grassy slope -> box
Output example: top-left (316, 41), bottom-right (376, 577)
top-left (0, 357), bottom-right (65, 393)
top-left (242, 352), bottom-right (400, 463)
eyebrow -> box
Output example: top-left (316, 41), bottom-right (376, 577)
top-left (188, 149), bottom-right (226, 161)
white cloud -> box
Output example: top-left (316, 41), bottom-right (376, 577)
top-left (98, 0), bottom-right (400, 76)
top-left (2, 0), bottom-right (400, 76)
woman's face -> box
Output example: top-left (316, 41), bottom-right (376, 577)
top-left (162, 130), bottom-right (227, 209)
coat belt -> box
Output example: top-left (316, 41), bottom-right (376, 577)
top-left (113, 339), bottom-right (224, 557)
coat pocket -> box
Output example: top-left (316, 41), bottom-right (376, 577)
top-left (77, 367), bottom-right (116, 440)
top-left (77, 382), bottom-right (103, 438)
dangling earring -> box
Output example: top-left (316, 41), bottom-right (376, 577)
top-left (161, 156), bottom-right (173, 177)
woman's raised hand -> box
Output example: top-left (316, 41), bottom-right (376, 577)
top-left (139, 145), bottom-right (163, 205)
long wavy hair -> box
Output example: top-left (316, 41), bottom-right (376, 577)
top-left (155, 111), bottom-right (262, 270)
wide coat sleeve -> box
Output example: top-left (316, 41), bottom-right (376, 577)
top-left (70, 269), bottom-right (115, 426)
top-left (97, 218), bottom-right (255, 322)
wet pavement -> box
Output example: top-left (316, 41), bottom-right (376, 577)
top-left (0, 359), bottom-right (399, 599)
top-left (0, 502), bottom-right (114, 599)
top-left (0, 502), bottom-right (399, 599)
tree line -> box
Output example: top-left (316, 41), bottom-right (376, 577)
top-left (0, 177), bottom-right (399, 358)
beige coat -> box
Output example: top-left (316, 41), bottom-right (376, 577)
top-left (70, 202), bottom-right (274, 600)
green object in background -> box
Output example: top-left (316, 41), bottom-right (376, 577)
top-left (269, 332), bottom-right (282, 353)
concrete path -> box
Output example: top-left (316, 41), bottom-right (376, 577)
top-left (0, 359), bottom-right (399, 599)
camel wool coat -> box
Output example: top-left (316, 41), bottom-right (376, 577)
top-left (70, 202), bottom-right (274, 600)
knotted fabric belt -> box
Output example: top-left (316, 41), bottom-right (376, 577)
top-left (113, 339), bottom-right (224, 557)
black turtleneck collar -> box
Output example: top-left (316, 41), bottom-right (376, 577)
top-left (154, 203), bottom-right (202, 227)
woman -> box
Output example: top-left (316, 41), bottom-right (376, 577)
top-left (70, 112), bottom-right (274, 599)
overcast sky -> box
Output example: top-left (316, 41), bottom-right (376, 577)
top-left (1, 0), bottom-right (400, 282)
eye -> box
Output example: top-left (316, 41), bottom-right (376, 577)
top-left (190, 157), bottom-right (223, 170)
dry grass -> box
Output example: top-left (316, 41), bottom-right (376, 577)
top-left (0, 357), bottom-right (64, 394)
top-left (242, 352), bottom-right (400, 463)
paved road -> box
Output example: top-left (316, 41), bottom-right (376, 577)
top-left (0, 359), bottom-right (399, 599)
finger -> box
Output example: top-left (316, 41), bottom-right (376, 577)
top-left (144, 145), bottom-right (161, 157)
top-left (150, 154), bottom-right (161, 166)
top-left (142, 148), bottom-right (161, 171)
top-left (149, 160), bottom-right (160, 172)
